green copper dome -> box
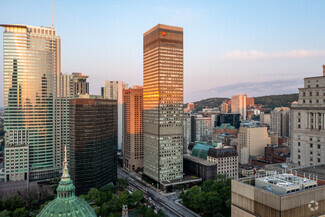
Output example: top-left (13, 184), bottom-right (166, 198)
top-left (37, 147), bottom-right (97, 217)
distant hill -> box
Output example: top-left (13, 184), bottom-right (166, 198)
top-left (254, 93), bottom-right (299, 109)
top-left (189, 97), bottom-right (230, 112)
top-left (188, 93), bottom-right (299, 112)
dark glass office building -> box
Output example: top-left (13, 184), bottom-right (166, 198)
top-left (69, 98), bottom-right (117, 195)
top-left (216, 114), bottom-right (241, 129)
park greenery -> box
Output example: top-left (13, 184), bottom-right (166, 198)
top-left (179, 175), bottom-right (231, 217)
top-left (0, 178), bottom-right (164, 217)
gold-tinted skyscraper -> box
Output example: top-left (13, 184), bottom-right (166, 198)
top-left (143, 24), bottom-right (183, 184)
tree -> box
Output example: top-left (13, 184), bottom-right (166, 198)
top-left (2, 194), bottom-right (25, 211)
top-left (131, 190), bottom-right (144, 206)
top-left (0, 210), bottom-right (12, 217)
top-left (119, 190), bottom-right (130, 207)
top-left (145, 207), bottom-right (155, 217)
top-left (99, 183), bottom-right (116, 193)
top-left (87, 188), bottom-right (101, 202)
top-left (13, 207), bottom-right (28, 217)
top-left (157, 209), bottom-right (165, 217)
top-left (107, 194), bottom-right (120, 212)
top-left (116, 179), bottom-right (128, 191)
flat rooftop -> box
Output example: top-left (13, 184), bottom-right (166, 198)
top-left (183, 154), bottom-right (216, 166)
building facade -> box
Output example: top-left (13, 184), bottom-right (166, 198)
top-left (270, 107), bottom-right (290, 137)
top-left (55, 72), bottom-right (89, 172)
top-left (143, 24), bottom-right (183, 183)
top-left (216, 113), bottom-right (241, 129)
top-left (231, 94), bottom-right (247, 120)
top-left (4, 130), bottom-right (29, 182)
top-left (237, 127), bottom-right (271, 164)
top-left (291, 67), bottom-right (325, 166)
top-left (123, 86), bottom-right (143, 171)
top-left (183, 113), bottom-right (193, 154)
top-left (195, 116), bottom-right (213, 142)
top-left (220, 102), bottom-right (229, 114)
top-left (2, 24), bottom-right (61, 181)
top-left (232, 173), bottom-right (325, 217)
top-left (69, 98), bottom-right (117, 195)
top-left (102, 81), bottom-right (128, 150)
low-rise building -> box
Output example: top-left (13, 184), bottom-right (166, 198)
top-left (232, 172), bottom-right (325, 217)
top-left (187, 143), bottom-right (238, 179)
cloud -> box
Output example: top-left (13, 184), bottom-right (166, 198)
top-left (185, 78), bottom-right (303, 102)
top-left (220, 50), bottom-right (325, 60)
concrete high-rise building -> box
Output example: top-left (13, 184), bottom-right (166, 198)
top-left (123, 86), bottom-right (143, 172)
top-left (237, 127), bottom-right (271, 164)
top-left (71, 72), bottom-right (89, 95)
top-left (2, 24), bottom-right (61, 181)
top-left (292, 67), bottom-right (325, 166)
top-left (143, 24), bottom-right (183, 184)
top-left (195, 116), bottom-right (213, 142)
top-left (231, 94), bottom-right (247, 120)
top-left (260, 112), bottom-right (271, 125)
top-left (69, 97), bottom-right (117, 195)
top-left (55, 72), bottom-right (89, 169)
top-left (220, 102), bottom-right (229, 114)
top-left (183, 114), bottom-right (193, 153)
top-left (270, 107), bottom-right (290, 138)
top-left (102, 81), bottom-right (128, 150)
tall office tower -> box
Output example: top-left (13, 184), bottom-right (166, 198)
top-left (220, 102), bottom-right (229, 114)
top-left (102, 81), bottom-right (128, 150)
top-left (292, 67), bottom-right (325, 166)
top-left (143, 24), bottom-right (183, 183)
top-left (2, 24), bottom-right (60, 181)
top-left (231, 94), bottom-right (247, 120)
top-left (270, 107), bottom-right (290, 138)
top-left (123, 86), bottom-right (143, 171)
top-left (69, 97), bottom-right (117, 195)
top-left (72, 72), bottom-right (89, 95)
top-left (55, 72), bottom-right (89, 169)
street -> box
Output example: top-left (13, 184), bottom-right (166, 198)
top-left (117, 167), bottom-right (199, 217)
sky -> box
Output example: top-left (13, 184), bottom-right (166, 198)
top-left (1, 0), bottom-right (325, 106)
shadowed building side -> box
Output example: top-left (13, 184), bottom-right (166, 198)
top-left (69, 98), bottom-right (117, 195)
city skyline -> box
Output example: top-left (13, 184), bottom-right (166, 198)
top-left (1, 0), bottom-right (325, 106)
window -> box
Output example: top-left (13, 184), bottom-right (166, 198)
top-left (310, 143), bottom-right (313, 148)
top-left (298, 142), bottom-right (300, 146)
top-left (310, 92), bottom-right (313, 96)
top-left (318, 144), bottom-right (321, 149)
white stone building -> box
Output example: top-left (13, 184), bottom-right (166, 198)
top-left (291, 66), bottom-right (325, 166)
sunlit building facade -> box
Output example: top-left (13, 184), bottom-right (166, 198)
top-left (123, 86), bottom-right (144, 171)
top-left (143, 24), bottom-right (183, 183)
top-left (2, 24), bottom-right (61, 181)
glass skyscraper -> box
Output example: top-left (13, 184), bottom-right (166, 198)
top-left (143, 24), bottom-right (184, 184)
top-left (2, 24), bottom-right (61, 181)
